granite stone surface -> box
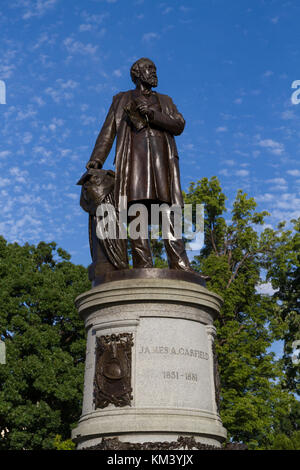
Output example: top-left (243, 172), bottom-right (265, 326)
top-left (72, 277), bottom-right (227, 449)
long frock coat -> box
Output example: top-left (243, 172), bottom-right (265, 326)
top-left (88, 90), bottom-right (185, 210)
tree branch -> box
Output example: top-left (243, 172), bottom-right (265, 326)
top-left (226, 252), bottom-right (250, 289)
top-left (210, 224), bottom-right (219, 256)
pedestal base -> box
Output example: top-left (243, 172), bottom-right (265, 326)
top-left (72, 270), bottom-right (227, 449)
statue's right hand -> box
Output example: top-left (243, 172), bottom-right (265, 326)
top-left (86, 160), bottom-right (102, 170)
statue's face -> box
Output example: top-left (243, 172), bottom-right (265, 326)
top-left (138, 60), bottom-right (158, 87)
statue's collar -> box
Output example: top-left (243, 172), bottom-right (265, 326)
top-left (132, 88), bottom-right (156, 98)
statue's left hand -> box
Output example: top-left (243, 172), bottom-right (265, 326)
top-left (86, 160), bottom-right (102, 170)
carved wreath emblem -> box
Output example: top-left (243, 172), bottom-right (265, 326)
top-left (94, 333), bottom-right (133, 409)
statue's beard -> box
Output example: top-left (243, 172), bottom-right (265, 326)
top-left (140, 73), bottom-right (158, 88)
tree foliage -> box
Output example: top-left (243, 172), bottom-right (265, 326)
top-left (0, 239), bottom-right (90, 449)
top-left (264, 218), bottom-right (300, 396)
top-left (183, 177), bottom-right (298, 449)
top-left (53, 434), bottom-right (76, 450)
top-left (0, 177), bottom-right (299, 450)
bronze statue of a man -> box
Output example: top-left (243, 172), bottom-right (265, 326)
top-left (86, 57), bottom-right (191, 271)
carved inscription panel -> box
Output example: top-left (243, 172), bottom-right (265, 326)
top-left (135, 317), bottom-right (213, 410)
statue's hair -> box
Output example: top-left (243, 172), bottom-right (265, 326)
top-left (130, 58), bottom-right (155, 84)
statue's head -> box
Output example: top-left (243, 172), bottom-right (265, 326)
top-left (130, 58), bottom-right (158, 88)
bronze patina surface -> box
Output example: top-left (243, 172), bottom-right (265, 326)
top-left (92, 268), bottom-right (207, 288)
top-left (78, 58), bottom-right (202, 280)
top-left (94, 333), bottom-right (133, 409)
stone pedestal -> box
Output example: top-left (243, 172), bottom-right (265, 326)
top-left (72, 270), bottom-right (227, 449)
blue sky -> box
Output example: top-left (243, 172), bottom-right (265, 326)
top-left (0, 0), bottom-right (300, 276)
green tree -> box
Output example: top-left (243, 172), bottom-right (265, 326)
top-left (53, 434), bottom-right (76, 450)
top-left (0, 179), bottom-right (298, 450)
top-left (268, 399), bottom-right (300, 449)
top-left (151, 238), bottom-right (168, 268)
top-left (270, 431), bottom-right (300, 450)
top-left (0, 238), bottom-right (90, 450)
top-left (264, 218), bottom-right (300, 396)
top-left (183, 177), bottom-right (296, 449)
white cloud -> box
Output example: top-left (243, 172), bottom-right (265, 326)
top-left (78, 23), bottom-right (106, 35)
top-left (142, 32), bottom-right (160, 43)
top-left (33, 146), bottom-right (52, 159)
top-left (272, 209), bottom-right (300, 222)
top-left (271, 194), bottom-right (300, 221)
top-left (60, 149), bottom-right (72, 157)
top-left (0, 64), bottom-right (15, 79)
top-left (22, 0), bottom-right (58, 20)
top-left (216, 126), bottom-right (228, 133)
top-left (16, 107), bottom-right (37, 121)
top-left (0, 178), bottom-right (10, 188)
top-left (162, 7), bottom-right (173, 14)
top-left (181, 143), bottom-right (195, 151)
top-left (0, 151), bottom-right (11, 159)
top-left (235, 169), bottom-right (249, 177)
top-left (43, 171), bottom-right (56, 179)
top-left (256, 193), bottom-right (274, 203)
top-left (31, 32), bottom-right (56, 50)
top-left (281, 110), bottom-right (296, 120)
top-left (45, 80), bottom-right (78, 103)
top-left (81, 114), bottom-right (97, 126)
top-left (10, 167), bottom-right (28, 184)
top-left (67, 193), bottom-right (78, 200)
top-left (234, 150), bottom-right (249, 157)
top-left (79, 24), bottom-right (93, 32)
top-left (256, 191), bottom-right (300, 225)
top-left (220, 112), bottom-right (236, 120)
top-left (45, 87), bottom-right (61, 103)
top-left (256, 282), bottom-right (277, 296)
top-left (266, 178), bottom-right (287, 191)
top-left (257, 138), bottom-right (285, 155)
top-left (179, 5), bottom-right (190, 12)
top-left (14, 214), bottom-right (42, 229)
top-left (113, 69), bottom-right (122, 77)
top-left (270, 17), bottom-right (279, 24)
top-left (43, 117), bottom-right (65, 132)
top-left (42, 183), bottom-right (56, 191)
top-left (32, 96), bottom-right (45, 106)
top-left (287, 169), bottom-right (300, 177)
top-left (63, 37), bottom-right (98, 56)
top-left (45, 87), bottom-right (62, 103)
top-left (81, 11), bottom-right (109, 23)
top-left (23, 132), bottom-right (33, 144)
top-left (262, 70), bottom-right (274, 78)
top-left (57, 79), bottom-right (78, 89)
top-left (267, 178), bottom-right (287, 185)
